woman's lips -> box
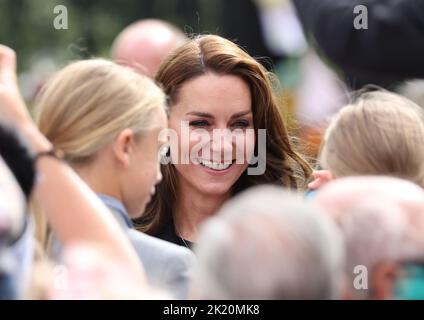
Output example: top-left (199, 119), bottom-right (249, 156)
top-left (196, 159), bottom-right (236, 176)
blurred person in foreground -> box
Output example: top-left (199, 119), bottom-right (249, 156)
top-left (0, 44), bottom-right (151, 299)
top-left (315, 176), bottom-right (424, 299)
top-left (1, 124), bottom-right (162, 299)
top-left (190, 185), bottom-right (345, 299)
top-left (112, 19), bottom-right (188, 78)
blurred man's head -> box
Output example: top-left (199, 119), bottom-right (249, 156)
top-left (112, 19), bottom-right (187, 78)
top-left (314, 176), bottom-right (424, 299)
top-left (191, 185), bottom-right (345, 299)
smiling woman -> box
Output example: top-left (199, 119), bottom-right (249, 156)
top-left (168, 72), bottom-right (255, 193)
top-left (135, 34), bottom-right (312, 247)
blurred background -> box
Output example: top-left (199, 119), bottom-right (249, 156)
top-left (1, 0), bottom-right (289, 72)
top-left (0, 0), bottom-right (349, 157)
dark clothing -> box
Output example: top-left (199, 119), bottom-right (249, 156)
top-left (134, 0), bottom-right (283, 70)
top-left (155, 220), bottom-right (195, 250)
top-left (293, 0), bottom-right (424, 89)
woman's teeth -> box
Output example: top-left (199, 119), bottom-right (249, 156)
top-left (199, 159), bottom-right (233, 171)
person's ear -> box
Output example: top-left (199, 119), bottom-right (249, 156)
top-left (112, 129), bottom-right (136, 167)
top-left (371, 262), bottom-right (400, 300)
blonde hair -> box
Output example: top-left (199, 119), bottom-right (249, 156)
top-left (320, 91), bottom-right (424, 186)
top-left (33, 59), bottom-right (165, 252)
top-left (35, 59), bottom-right (165, 165)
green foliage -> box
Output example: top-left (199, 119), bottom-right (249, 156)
top-left (0, 0), bottom-right (226, 72)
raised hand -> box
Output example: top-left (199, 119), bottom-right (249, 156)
top-left (0, 44), bottom-right (32, 127)
top-left (307, 170), bottom-right (334, 190)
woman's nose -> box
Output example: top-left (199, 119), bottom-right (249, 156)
top-left (211, 129), bottom-right (233, 161)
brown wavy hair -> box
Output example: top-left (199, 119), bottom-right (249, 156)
top-left (134, 35), bottom-right (311, 234)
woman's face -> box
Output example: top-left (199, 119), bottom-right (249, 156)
top-left (168, 72), bottom-right (255, 197)
top-left (122, 107), bottom-right (168, 218)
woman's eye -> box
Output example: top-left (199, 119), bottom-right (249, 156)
top-left (189, 120), bottom-right (210, 127)
top-left (231, 120), bottom-right (250, 129)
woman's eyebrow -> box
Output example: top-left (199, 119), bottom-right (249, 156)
top-left (185, 111), bottom-right (214, 118)
top-left (185, 110), bottom-right (252, 119)
top-left (230, 110), bottom-right (252, 119)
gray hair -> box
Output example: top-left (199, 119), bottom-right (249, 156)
top-left (319, 177), bottom-right (424, 299)
top-left (190, 185), bottom-right (345, 299)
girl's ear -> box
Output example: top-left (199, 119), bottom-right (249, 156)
top-left (112, 129), bottom-right (135, 167)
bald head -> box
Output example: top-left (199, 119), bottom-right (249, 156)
top-left (314, 176), bottom-right (424, 299)
top-left (191, 185), bottom-right (345, 299)
top-left (314, 176), bottom-right (424, 221)
top-left (112, 19), bottom-right (187, 78)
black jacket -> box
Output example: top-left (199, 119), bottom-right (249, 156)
top-left (293, 0), bottom-right (424, 89)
